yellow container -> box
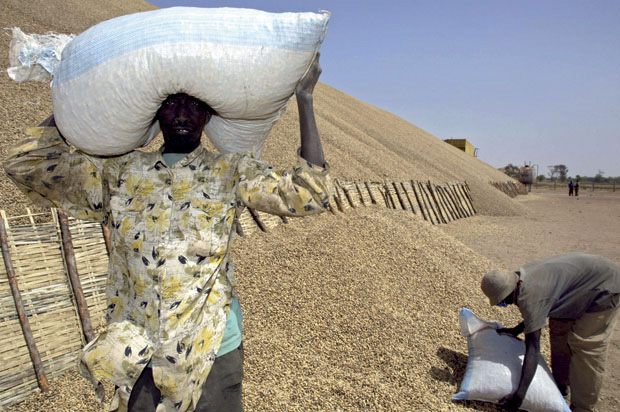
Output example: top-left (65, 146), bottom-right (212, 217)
top-left (444, 139), bottom-right (475, 156)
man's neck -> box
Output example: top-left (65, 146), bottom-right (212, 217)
top-left (162, 142), bottom-right (200, 154)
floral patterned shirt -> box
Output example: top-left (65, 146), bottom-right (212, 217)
top-left (3, 127), bottom-right (330, 412)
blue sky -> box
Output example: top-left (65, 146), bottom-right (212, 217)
top-left (148, 0), bottom-right (620, 178)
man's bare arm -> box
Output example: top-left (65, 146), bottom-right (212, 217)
top-left (39, 115), bottom-right (56, 127)
top-left (499, 329), bottom-right (541, 410)
top-left (296, 54), bottom-right (325, 167)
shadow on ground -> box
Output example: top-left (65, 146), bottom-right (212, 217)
top-left (431, 347), bottom-right (503, 411)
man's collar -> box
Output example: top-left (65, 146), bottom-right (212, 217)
top-left (153, 144), bottom-right (207, 169)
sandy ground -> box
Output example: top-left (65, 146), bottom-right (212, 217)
top-left (439, 188), bottom-right (620, 411)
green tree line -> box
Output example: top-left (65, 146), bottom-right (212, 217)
top-left (499, 164), bottom-right (619, 183)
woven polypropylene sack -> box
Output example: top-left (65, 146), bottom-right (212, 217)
top-left (51, 7), bottom-right (330, 156)
top-left (454, 308), bottom-right (570, 412)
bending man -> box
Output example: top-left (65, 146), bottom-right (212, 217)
top-left (481, 252), bottom-right (620, 412)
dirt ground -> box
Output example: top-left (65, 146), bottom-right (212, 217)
top-left (439, 188), bottom-right (620, 412)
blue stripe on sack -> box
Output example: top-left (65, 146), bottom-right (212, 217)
top-left (55, 7), bottom-right (328, 85)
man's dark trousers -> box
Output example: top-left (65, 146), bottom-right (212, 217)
top-left (128, 344), bottom-right (244, 412)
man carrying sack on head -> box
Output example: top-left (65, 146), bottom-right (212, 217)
top-left (4, 55), bottom-right (329, 412)
top-left (480, 252), bottom-right (620, 412)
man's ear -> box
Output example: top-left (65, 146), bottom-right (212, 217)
top-left (202, 112), bottom-right (212, 126)
top-left (154, 107), bottom-right (162, 123)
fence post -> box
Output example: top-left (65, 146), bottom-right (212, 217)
top-left (0, 211), bottom-right (50, 392)
top-left (354, 182), bottom-right (366, 206)
top-left (383, 180), bottom-right (397, 209)
top-left (378, 187), bottom-right (390, 208)
top-left (391, 182), bottom-right (407, 210)
top-left (364, 182), bottom-right (378, 204)
top-left (101, 224), bottom-right (112, 257)
top-left (338, 180), bottom-right (356, 208)
top-left (400, 182), bottom-right (417, 215)
top-left (248, 208), bottom-right (268, 232)
top-left (333, 186), bottom-right (345, 212)
top-left (56, 209), bottom-right (96, 343)
top-left (418, 182), bottom-right (438, 224)
top-left (327, 200), bottom-right (338, 215)
top-left (411, 180), bottom-right (429, 222)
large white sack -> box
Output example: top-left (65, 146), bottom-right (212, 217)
top-left (51, 7), bottom-right (330, 156)
top-left (454, 308), bottom-right (570, 412)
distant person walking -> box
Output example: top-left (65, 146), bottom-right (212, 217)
top-left (568, 180), bottom-right (574, 196)
top-left (575, 180), bottom-right (580, 197)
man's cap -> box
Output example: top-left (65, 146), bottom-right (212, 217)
top-left (481, 270), bottom-right (519, 306)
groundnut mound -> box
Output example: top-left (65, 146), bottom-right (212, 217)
top-left (11, 207), bottom-right (524, 411)
top-left (235, 208), bottom-right (521, 411)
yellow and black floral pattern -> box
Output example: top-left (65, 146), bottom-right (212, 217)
top-left (4, 127), bottom-right (330, 412)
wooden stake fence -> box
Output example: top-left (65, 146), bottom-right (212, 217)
top-left (0, 213), bottom-right (50, 394)
top-left (55, 210), bottom-right (95, 343)
top-left (332, 180), bottom-right (476, 226)
top-left (490, 180), bottom-right (527, 197)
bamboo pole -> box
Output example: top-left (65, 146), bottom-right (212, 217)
top-left (364, 182), bottom-right (378, 204)
top-left (25, 208), bottom-right (36, 228)
top-left (450, 184), bottom-right (471, 217)
top-left (459, 183), bottom-right (477, 215)
top-left (428, 182), bottom-right (449, 223)
top-left (420, 182), bottom-right (441, 224)
top-left (449, 185), bottom-right (469, 217)
top-left (453, 183), bottom-right (471, 216)
top-left (0, 211), bottom-right (50, 392)
top-left (400, 182), bottom-right (417, 215)
top-left (436, 186), bottom-right (456, 221)
top-left (411, 180), bottom-right (429, 222)
top-left (439, 186), bottom-right (459, 220)
top-left (378, 187), bottom-right (390, 208)
top-left (248, 208), bottom-right (268, 232)
top-left (391, 182), bottom-right (407, 210)
top-left (354, 182), bottom-right (366, 206)
top-left (327, 200), bottom-right (338, 215)
top-left (464, 181), bottom-right (474, 201)
top-left (333, 187), bottom-right (345, 212)
top-left (455, 184), bottom-right (475, 216)
top-left (338, 180), bottom-right (356, 208)
top-left (56, 209), bottom-right (95, 343)
top-left (442, 184), bottom-right (465, 219)
top-left (417, 181), bottom-right (436, 224)
top-left (383, 181), bottom-right (397, 209)
top-left (101, 224), bottom-right (112, 256)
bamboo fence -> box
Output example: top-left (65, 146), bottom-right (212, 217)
top-left (490, 181), bottom-right (528, 197)
top-left (0, 179), bottom-right (478, 408)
